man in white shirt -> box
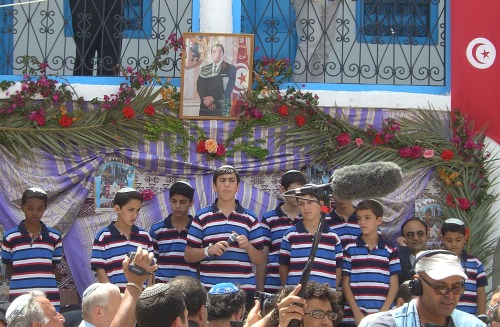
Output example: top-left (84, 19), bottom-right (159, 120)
top-left (79, 283), bottom-right (122, 327)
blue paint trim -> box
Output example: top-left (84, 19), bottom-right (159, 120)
top-left (445, 0), bottom-right (451, 95)
top-left (192, 0), bottom-right (200, 32)
top-left (0, 76), bottom-right (181, 87)
top-left (281, 82), bottom-right (449, 95)
top-left (233, 0), bottom-right (241, 33)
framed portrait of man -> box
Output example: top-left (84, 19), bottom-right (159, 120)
top-left (180, 32), bottom-right (254, 120)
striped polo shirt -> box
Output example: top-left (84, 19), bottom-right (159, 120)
top-left (279, 220), bottom-right (343, 288)
top-left (261, 203), bottom-right (301, 291)
top-left (326, 208), bottom-right (361, 248)
top-left (342, 236), bottom-right (400, 323)
top-left (149, 214), bottom-right (198, 282)
top-left (1, 221), bottom-right (62, 310)
top-left (91, 222), bottom-right (154, 291)
top-left (186, 199), bottom-right (265, 291)
top-left (457, 251), bottom-right (488, 314)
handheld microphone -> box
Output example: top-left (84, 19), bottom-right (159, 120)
top-left (330, 161), bottom-right (403, 200)
top-left (209, 232), bottom-right (239, 259)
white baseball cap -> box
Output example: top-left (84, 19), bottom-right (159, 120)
top-left (415, 250), bottom-right (467, 280)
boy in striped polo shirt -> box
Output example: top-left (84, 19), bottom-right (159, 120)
top-left (440, 218), bottom-right (487, 319)
top-left (91, 187), bottom-right (154, 291)
top-left (279, 186), bottom-right (343, 288)
top-left (327, 194), bottom-right (360, 249)
top-left (342, 199), bottom-right (400, 326)
top-left (184, 165), bottom-right (265, 310)
top-left (258, 170), bottom-right (306, 292)
top-left (149, 181), bottom-right (198, 282)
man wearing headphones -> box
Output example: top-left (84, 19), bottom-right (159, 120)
top-left (366, 250), bottom-right (485, 326)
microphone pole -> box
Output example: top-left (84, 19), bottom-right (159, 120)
top-left (287, 199), bottom-right (330, 327)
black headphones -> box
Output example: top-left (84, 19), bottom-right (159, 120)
top-left (408, 250), bottom-right (463, 296)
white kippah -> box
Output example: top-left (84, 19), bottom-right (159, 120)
top-left (117, 187), bottom-right (137, 193)
top-left (6, 294), bottom-right (30, 325)
top-left (444, 218), bottom-right (464, 225)
top-left (28, 187), bottom-right (47, 195)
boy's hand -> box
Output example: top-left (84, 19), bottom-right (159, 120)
top-left (235, 234), bottom-right (250, 250)
top-left (122, 246), bottom-right (157, 285)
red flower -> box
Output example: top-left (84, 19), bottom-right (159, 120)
top-left (458, 197), bottom-right (471, 210)
top-left (441, 149), bottom-right (454, 161)
top-left (144, 104), bottom-right (155, 116)
top-left (278, 105), bottom-right (288, 116)
top-left (196, 140), bottom-right (207, 153)
top-left (58, 115), bottom-right (73, 128)
top-left (140, 189), bottom-right (155, 201)
top-left (373, 133), bottom-right (385, 145)
top-left (446, 194), bottom-right (456, 208)
top-left (295, 115), bottom-right (306, 127)
top-left (123, 106), bottom-right (135, 119)
top-left (410, 145), bottom-right (423, 159)
top-left (216, 144), bottom-right (226, 156)
top-left (399, 146), bottom-right (412, 158)
top-left (337, 133), bottom-right (351, 146)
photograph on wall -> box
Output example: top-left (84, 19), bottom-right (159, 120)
top-left (180, 32), bottom-right (254, 120)
top-left (95, 159), bottom-right (136, 211)
top-left (415, 198), bottom-right (445, 249)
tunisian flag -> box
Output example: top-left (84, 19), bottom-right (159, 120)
top-left (451, 1), bottom-right (500, 143)
top-left (230, 37), bottom-right (251, 117)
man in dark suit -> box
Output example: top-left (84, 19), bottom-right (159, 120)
top-left (196, 44), bottom-right (236, 117)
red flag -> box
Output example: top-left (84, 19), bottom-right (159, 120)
top-left (451, 1), bottom-right (500, 143)
top-left (230, 37), bottom-right (250, 117)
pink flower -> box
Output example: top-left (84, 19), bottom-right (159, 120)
top-left (355, 138), bottom-right (363, 147)
top-left (410, 145), bottom-right (423, 159)
top-left (337, 133), bottom-right (351, 146)
top-left (399, 146), bottom-right (412, 158)
top-left (458, 198), bottom-right (471, 210)
top-left (423, 149), bottom-right (434, 158)
top-left (140, 189), bottom-right (155, 201)
top-left (216, 144), bottom-right (226, 156)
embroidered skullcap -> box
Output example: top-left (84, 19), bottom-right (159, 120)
top-left (444, 218), bottom-right (464, 225)
top-left (6, 293), bottom-right (30, 325)
top-left (208, 283), bottom-right (239, 295)
top-left (217, 165), bottom-right (236, 171)
top-left (28, 187), bottom-right (47, 195)
top-left (82, 283), bottom-right (102, 300)
top-left (139, 283), bottom-right (170, 299)
top-left (117, 187), bottom-right (137, 193)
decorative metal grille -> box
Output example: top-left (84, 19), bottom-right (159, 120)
top-left (241, 0), bottom-right (446, 85)
top-left (0, 0), bottom-right (191, 76)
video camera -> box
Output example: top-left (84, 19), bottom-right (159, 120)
top-left (254, 291), bottom-right (278, 316)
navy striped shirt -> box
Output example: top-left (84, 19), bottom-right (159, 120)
top-left (326, 208), bottom-right (360, 249)
top-left (261, 203), bottom-right (301, 291)
top-left (91, 222), bottom-right (154, 291)
top-left (279, 220), bottom-right (343, 288)
top-left (149, 214), bottom-right (198, 282)
top-left (342, 236), bottom-right (400, 323)
top-left (1, 221), bottom-right (62, 310)
top-left (186, 200), bottom-right (265, 291)
top-left (457, 251), bottom-right (487, 314)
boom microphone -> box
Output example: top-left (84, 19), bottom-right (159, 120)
top-left (330, 161), bottom-right (403, 200)
top-left (283, 184), bottom-right (333, 196)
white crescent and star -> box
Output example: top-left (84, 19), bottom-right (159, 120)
top-left (466, 37), bottom-right (496, 69)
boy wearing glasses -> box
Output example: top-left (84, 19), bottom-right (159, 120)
top-left (367, 250), bottom-right (485, 326)
top-left (342, 199), bottom-right (400, 326)
top-left (397, 217), bottom-right (430, 283)
top-left (440, 218), bottom-right (487, 321)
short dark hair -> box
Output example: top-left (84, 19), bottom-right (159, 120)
top-left (170, 182), bottom-right (195, 201)
top-left (21, 189), bottom-right (48, 207)
top-left (401, 217), bottom-right (429, 236)
top-left (395, 282), bottom-right (412, 304)
top-left (169, 276), bottom-right (207, 318)
top-left (136, 284), bottom-right (186, 327)
top-left (213, 165), bottom-right (240, 184)
top-left (441, 221), bottom-right (466, 236)
top-left (356, 199), bottom-right (384, 217)
top-left (207, 288), bottom-right (245, 321)
top-left (212, 44), bottom-right (224, 53)
top-left (280, 170), bottom-right (306, 189)
top-left (113, 190), bottom-right (143, 208)
top-left (270, 282), bottom-right (343, 325)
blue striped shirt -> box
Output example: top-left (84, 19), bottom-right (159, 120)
top-left (457, 251), bottom-right (487, 314)
top-left (186, 199), bottom-right (265, 291)
top-left (1, 221), bottom-right (62, 310)
top-left (91, 222), bottom-right (154, 291)
top-left (279, 220), bottom-right (343, 288)
top-left (261, 203), bottom-right (301, 291)
top-left (326, 208), bottom-right (360, 249)
top-left (149, 214), bottom-right (198, 282)
top-left (342, 236), bottom-right (400, 323)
